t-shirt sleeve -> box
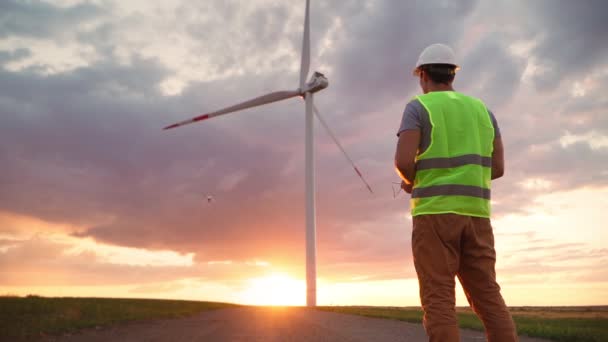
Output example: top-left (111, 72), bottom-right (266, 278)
top-left (487, 109), bottom-right (501, 138)
top-left (397, 100), bottom-right (423, 136)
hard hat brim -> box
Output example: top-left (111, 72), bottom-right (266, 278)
top-left (412, 64), bottom-right (460, 77)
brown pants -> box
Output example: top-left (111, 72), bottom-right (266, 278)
top-left (412, 213), bottom-right (518, 342)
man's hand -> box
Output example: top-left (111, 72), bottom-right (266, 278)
top-left (401, 180), bottom-right (413, 194)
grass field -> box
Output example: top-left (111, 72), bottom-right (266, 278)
top-left (0, 295), bottom-right (237, 340)
top-left (318, 305), bottom-right (608, 342)
top-left (3, 296), bottom-right (607, 341)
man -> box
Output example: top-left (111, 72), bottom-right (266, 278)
top-left (394, 43), bottom-right (517, 342)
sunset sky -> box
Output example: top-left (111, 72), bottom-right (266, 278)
top-left (1, 0), bottom-right (607, 306)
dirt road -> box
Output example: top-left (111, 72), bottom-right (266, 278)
top-left (49, 307), bottom-right (552, 341)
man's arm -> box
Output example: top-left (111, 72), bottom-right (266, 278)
top-left (395, 129), bottom-right (421, 186)
top-left (492, 136), bottom-right (505, 180)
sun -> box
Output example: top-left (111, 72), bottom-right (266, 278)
top-left (239, 273), bottom-right (305, 306)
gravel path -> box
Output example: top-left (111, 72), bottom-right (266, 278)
top-left (48, 307), bottom-right (552, 341)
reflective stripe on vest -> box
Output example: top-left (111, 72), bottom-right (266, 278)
top-left (416, 154), bottom-right (492, 170)
top-left (411, 91), bottom-right (494, 218)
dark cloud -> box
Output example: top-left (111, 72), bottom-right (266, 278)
top-left (0, 0), bottom-right (422, 269)
top-left (0, 0), bottom-right (104, 39)
top-left (0, 47), bottom-right (30, 65)
top-left (0, 49), bottom-right (405, 271)
top-left (324, 0), bottom-right (478, 116)
top-left (457, 32), bottom-right (527, 109)
top-left (527, 0), bottom-right (608, 91)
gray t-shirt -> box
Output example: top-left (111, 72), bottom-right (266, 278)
top-left (397, 99), bottom-right (501, 155)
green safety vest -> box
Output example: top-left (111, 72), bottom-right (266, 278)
top-left (411, 91), bottom-right (495, 218)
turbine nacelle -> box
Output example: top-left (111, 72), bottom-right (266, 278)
top-left (300, 71), bottom-right (328, 95)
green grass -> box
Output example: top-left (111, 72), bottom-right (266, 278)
top-left (4, 296), bottom-right (606, 342)
top-left (0, 295), bottom-right (237, 340)
top-left (317, 306), bottom-right (608, 342)
top-left (511, 315), bottom-right (607, 342)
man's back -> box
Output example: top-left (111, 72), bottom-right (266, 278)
top-left (394, 43), bottom-right (515, 342)
top-left (400, 91), bottom-right (496, 217)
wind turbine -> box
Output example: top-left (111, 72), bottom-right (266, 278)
top-left (163, 0), bottom-right (372, 307)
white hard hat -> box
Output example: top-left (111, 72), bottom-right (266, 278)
top-left (413, 43), bottom-right (459, 76)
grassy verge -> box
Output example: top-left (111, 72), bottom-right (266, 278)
top-left (317, 306), bottom-right (608, 342)
top-left (0, 296), bottom-right (237, 340)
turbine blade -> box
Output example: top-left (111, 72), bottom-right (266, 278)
top-left (312, 103), bottom-right (374, 194)
top-left (163, 90), bottom-right (300, 130)
top-left (299, 0), bottom-right (310, 90)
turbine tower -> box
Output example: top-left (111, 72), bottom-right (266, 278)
top-left (163, 0), bottom-right (372, 307)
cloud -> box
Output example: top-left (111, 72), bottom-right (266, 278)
top-left (0, 46), bottom-right (409, 272)
top-left (0, 234), bottom-right (271, 286)
top-left (0, 0), bottom-right (103, 39)
top-left (526, 0), bottom-right (608, 91)
top-left (0, 47), bottom-right (29, 64)
top-left (217, 170), bottom-right (249, 192)
top-left (457, 32), bottom-right (527, 109)
top-left (0, 0), bottom-right (607, 302)
top-left (323, 0), bottom-right (477, 115)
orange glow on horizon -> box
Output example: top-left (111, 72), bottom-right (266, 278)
top-left (1, 188), bottom-right (607, 306)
